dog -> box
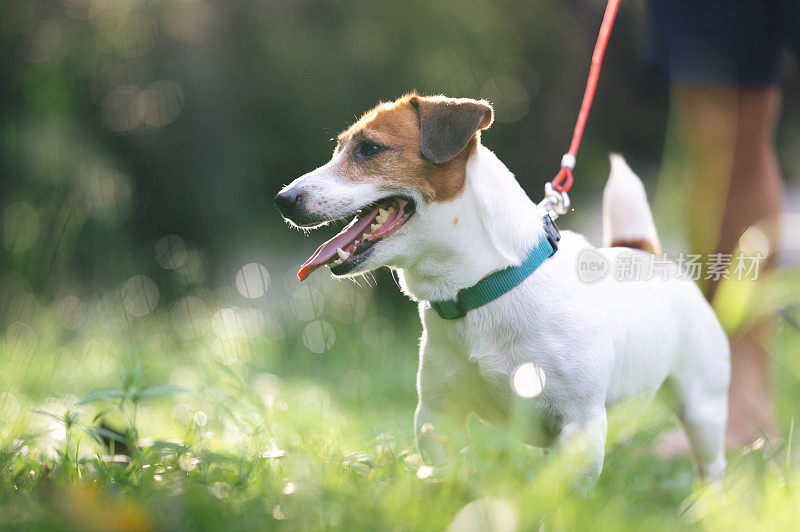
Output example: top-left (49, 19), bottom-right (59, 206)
top-left (275, 94), bottom-right (730, 485)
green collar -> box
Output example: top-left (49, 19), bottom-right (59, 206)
top-left (429, 215), bottom-right (560, 320)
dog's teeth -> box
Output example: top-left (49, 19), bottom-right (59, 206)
top-left (370, 223), bottom-right (382, 233)
top-left (387, 206), bottom-right (395, 213)
top-left (330, 258), bottom-right (342, 266)
top-left (376, 208), bottom-right (389, 223)
top-left (336, 247), bottom-right (351, 261)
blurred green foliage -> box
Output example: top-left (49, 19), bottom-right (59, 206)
top-left (2, 0), bottom-right (798, 290)
top-left (0, 0), bottom-right (674, 293)
top-left (1, 269), bottom-right (800, 530)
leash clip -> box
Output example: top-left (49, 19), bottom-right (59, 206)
top-left (542, 214), bottom-right (561, 256)
top-left (537, 182), bottom-right (571, 220)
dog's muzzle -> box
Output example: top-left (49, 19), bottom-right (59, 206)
top-left (274, 187), bottom-right (323, 227)
top-left (274, 188), bottom-right (303, 219)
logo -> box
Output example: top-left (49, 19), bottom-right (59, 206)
top-left (576, 248), bottom-right (610, 284)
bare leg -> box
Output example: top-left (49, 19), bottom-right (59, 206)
top-left (675, 85), bottom-right (783, 446)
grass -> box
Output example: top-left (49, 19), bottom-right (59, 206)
top-left (2, 266), bottom-right (800, 531)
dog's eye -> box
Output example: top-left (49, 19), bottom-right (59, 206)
top-left (356, 140), bottom-right (385, 159)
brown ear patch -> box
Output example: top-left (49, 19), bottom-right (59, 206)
top-left (411, 96), bottom-right (494, 164)
top-left (334, 93), bottom-right (493, 203)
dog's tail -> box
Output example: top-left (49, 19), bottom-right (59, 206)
top-left (602, 154), bottom-right (661, 254)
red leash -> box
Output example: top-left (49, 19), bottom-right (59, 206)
top-left (551, 0), bottom-right (621, 194)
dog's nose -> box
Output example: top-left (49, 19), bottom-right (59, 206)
top-left (274, 188), bottom-right (303, 218)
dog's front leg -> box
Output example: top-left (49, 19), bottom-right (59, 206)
top-left (413, 333), bottom-right (473, 465)
top-left (414, 401), bottom-right (453, 466)
top-left (553, 407), bottom-right (608, 493)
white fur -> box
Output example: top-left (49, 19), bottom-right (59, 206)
top-left (286, 144), bottom-right (730, 486)
top-left (278, 153), bottom-right (391, 226)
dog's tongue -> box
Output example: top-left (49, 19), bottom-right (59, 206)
top-left (297, 210), bottom-right (379, 281)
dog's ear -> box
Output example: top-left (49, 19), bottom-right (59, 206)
top-left (410, 96), bottom-right (494, 164)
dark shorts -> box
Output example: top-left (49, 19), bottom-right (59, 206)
top-left (647, 0), bottom-right (800, 86)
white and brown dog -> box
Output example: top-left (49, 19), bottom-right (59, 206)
top-left (275, 94), bottom-right (730, 485)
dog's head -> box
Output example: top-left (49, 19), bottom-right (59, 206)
top-left (275, 94), bottom-right (493, 280)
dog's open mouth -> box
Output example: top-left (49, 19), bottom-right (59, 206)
top-left (297, 196), bottom-right (415, 280)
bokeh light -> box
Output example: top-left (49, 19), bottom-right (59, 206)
top-left (362, 317), bottom-right (395, 349)
top-left (447, 497), bottom-right (517, 532)
top-left (161, 0), bottom-right (213, 45)
top-left (155, 234), bottom-right (188, 269)
top-left (481, 75), bottom-right (530, 123)
top-left (235, 263), bottom-right (271, 299)
top-left (170, 296), bottom-right (207, 339)
top-left (327, 287), bottom-right (368, 323)
top-left (4, 289), bottom-right (38, 325)
top-left (211, 307), bottom-right (243, 338)
top-left (101, 80), bottom-right (184, 133)
top-left (211, 336), bottom-right (252, 365)
top-left (121, 275), bottom-right (160, 317)
top-left (4, 322), bottom-right (38, 358)
top-left (340, 369), bottom-right (372, 401)
top-left (78, 162), bottom-right (133, 223)
top-left (512, 363), bottom-right (546, 398)
top-left (109, 14), bottom-right (158, 59)
top-left (102, 85), bottom-right (143, 132)
top-left (302, 320), bottom-right (335, 354)
top-left (292, 286), bottom-right (324, 320)
top-left (57, 295), bottom-right (85, 330)
top-left (141, 80), bottom-right (185, 127)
